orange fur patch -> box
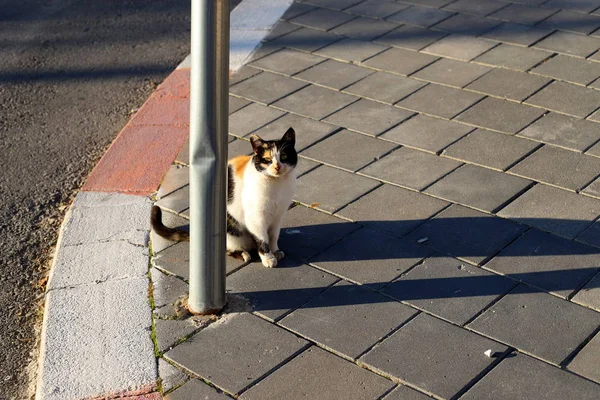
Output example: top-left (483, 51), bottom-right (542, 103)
top-left (229, 155), bottom-right (251, 180)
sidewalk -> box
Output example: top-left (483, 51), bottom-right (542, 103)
top-left (40, 0), bottom-right (600, 399)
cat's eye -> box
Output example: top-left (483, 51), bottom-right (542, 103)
top-left (280, 154), bottom-right (288, 161)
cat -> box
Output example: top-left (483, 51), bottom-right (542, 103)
top-left (151, 127), bottom-right (297, 268)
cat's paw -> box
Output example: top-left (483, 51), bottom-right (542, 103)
top-left (273, 250), bottom-right (285, 260)
top-left (241, 251), bottom-right (252, 262)
top-left (260, 253), bottom-right (278, 268)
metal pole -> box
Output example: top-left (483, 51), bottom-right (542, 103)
top-left (188, 0), bottom-right (229, 314)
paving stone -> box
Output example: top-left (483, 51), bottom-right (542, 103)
top-left (386, 256), bottom-right (517, 325)
top-left (152, 268), bottom-right (189, 319)
top-left (229, 102), bottom-right (285, 136)
top-left (397, 84), bottom-right (484, 119)
top-left (526, 80), bottom-right (600, 118)
top-left (301, 129), bottom-right (397, 171)
top-left (544, 0), bottom-right (600, 13)
top-left (241, 347), bottom-right (395, 400)
top-left (466, 68), bottom-right (551, 102)
top-left (382, 385), bottom-right (433, 400)
top-left (324, 99), bottom-right (414, 135)
top-left (279, 204), bottom-right (361, 260)
top-left (407, 204), bottom-right (527, 264)
top-left (346, 0), bottom-right (410, 19)
top-left (296, 157), bottom-right (321, 177)
top-left (443, 128), bottom-right (540, 171)
top-left (280, 2), bottom-right (316, 20)
top-left (331, 17), bottom-right (399, 41)
top-left (421, 34), bottom-right (497, 61)
top-left (359, 147), bottom-right (461, 190)
top-left (482, 22), bottom-right (553, 47)
top-left (535, 31), bottom-right (600, 58)
top-left (226, 258), bottom-right (338, 321)
top-left (538, 10), bottom-right (600, 35)
top-left (166, 313), bottom-right (307, 395)
top-left (229, 71), bottom-right (307, 105)
top-left (309, 227), bottom-right (432, 288)
top-left (290, 7), bottom-right (355, 31)
top-left (248, 48), bottom-right (324, 76)
top-left (151, 210), bottom-right (189, 254)
top-left (461, 352), bottom-right (600, 400)
top-left (401, 0), bottom-right (455, 7)
top-left (361, 313), bottom-right (508, 400)
top-left (245, 41), bottom-right (284, 64)
top-left (443, 0), bottom-right (508, 16)
top-left (157, 165), bottom-right (189, 199)
top-left (280, 281), bottom-right (418, 359)
top-left (165, 378), bottom-right (230, 400)
top-left (489, 3), bottom-right (557, 25)
top-left (412, 58), bottom-right (491, 88)
top-left (314, 37), bottom-right (389, 62)
top-left (486, 228), bottom-right (600, 298)
top-left (518, 112), bottom-right (600, 152)
top-left (468, 284), bottom-right (600, 364)
top-left (572, 269), bottom-right (600, 310)
top-left (499, 184), bottom-right (600, 238)
top-left (473, 43), bottom-right (551, 71)
top-left (295, 59), bottom-right (373, 90)
top-left (569, 331), bottom-right (600, 383)
top-left (154, 319), bottom-right (198, 354)
top-left (583, 177), bottom-right (600, 198)
top-left (230, 66), bottom-right (261, 86)
top-left (432, 13), bottom-right (501, 36)
top-left (303, 0), bottom-right (364, 10)
top-left (380, 114), bottom-right (473, 153)
top-left (589, 108), bottom-right (600, 123)
top-left (363, 47), bottom-right (439, 76)
top-left (272, 84), bottom-right (357, 119)
top-left (337, 183), bottom-right (448, 237)
top-left (455, 97), bottom-right (545, 134)
top-left (249, 112), bottom-right (338, 151)
top-left (343, 72), bottom-right (426, 104)
top-left (587, 139), bottom-right (600, 156)
top-left (158, 358), bottom-right (189, 394)
top-left (531, 54), bottom-right (600, 85)
top-left (375, 24), bottom-right (447, 51)
top-left (510, 145), bottom-right (600, 191)
top-left (273, 26), bottom-right (343, 52)
top-left (577, 220), bottom-right (600, 248)
top-left (155, 185), bottom-right (189, 215)
top-left (296, 165), bottom-right (381, 212)
top-left (263, 21), bottom-right (303, 42)
top-left (386, 5), bottom-right (455, 27)
top-left (426, 164), bottom-right (533, 212)
top-left (229, 95), bottom-right (251, 114)
top-left (228, 138), bottom-right (253, 158)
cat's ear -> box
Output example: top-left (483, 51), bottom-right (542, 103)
top-left (249, 134), bottom-right (265, 154)
top-left (281, 127), bottom-right (295, 145)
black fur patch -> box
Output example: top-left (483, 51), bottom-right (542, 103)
top-left (251, 234), bottom-right (270, 254)
top-left (227, 165), bottom-right (234, 204)
top-left (227, 213), bottom-right (244, 236)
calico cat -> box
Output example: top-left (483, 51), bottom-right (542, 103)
top-left (151, 127), bottom-right (297, 268)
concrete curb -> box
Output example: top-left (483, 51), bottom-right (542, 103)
top-left (36, 1), bottom-right (292, 398)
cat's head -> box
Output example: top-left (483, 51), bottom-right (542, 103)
top-left (249, 128), bottom-right (297, 178)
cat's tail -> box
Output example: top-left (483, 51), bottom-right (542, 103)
top-left (151, 205), bottom-right (190, 241)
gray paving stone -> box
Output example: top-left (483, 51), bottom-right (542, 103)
top-left (229, 102), bottom-right (285, 136)
top-left (525, 80), bottom-right (600, 118)
top-left (158, 165), bottom-right (189, 199)
top-left (314, 37), bottom-right (389, 62)
top-left (485, 228), bottom-right (600, 298)
top-left (241, 347), bottom-right (395, 400)
top-left (228, 137), bottom-right (253, 158)
top-left (155, 185), bottom-right (189, 215)
top-left (385, 256), bottom-right (517, 325)
top-left (443, 0), bottom-right (508, 16)
top-left (407, 204), bottom-right (527, 265)
top-left (589, 108), bottom-right (600, 123)
top-left (152, 268), bottom-right (189, 319)
top-left (229, 71), bottom-right (307, 105)
top-left (382, 385), bottom-right (433, 400)
top-left (343, 72), bottom-right (426, 104)
top-left (337, 183), bottom-right (449, 237)
top-left (249, 112), bottom-right (338, 151)
top-left (331, 16), bottom-right (399, 41)
top-left (568, 331), bottom-right (600, 383)
top-left (531, 54), bottom-right (600, 85)
top-left (273, 26), bottom-right (343, 52)
top-left (246, 42), bottom-right (283, 64)
top-left (577, 220), bottom-right (600, 249)
top-left (230, 66), bottom-right (261, 86)
top-left (489, 3), bottom-right (556, 25)
top-left (538, 10), bottom-right (600, 35)
top-left (460, 352), bottom-right (600, 400)
top-left (151, 210), bottom-right (188, 254)
top-left (468, 284), bottom-right (600, 364)
top-left (248, 48), bottom-right (324, 76)
top-left (455, 97), bottom-right (545, 134)
top-left (166, 313), bottom-right (307, 395)
top-left (324, 99), bottom-right (414, 135)
top-left (465, 68), bottom-right (551, 102)
top-left (226, 258), bottom-right (338, 321)
top-left (363, 47), bottom-right (439, 76)
top-left (290, 7), bottom-right (355, 31)
top-left (473, 43), bottom-right (552, 71)
top-left (303, 0), bottom-right (364, 10)
top-left (158, 358), bottom-right (189, 394)
top-left (432, 13), bottom-right (501, 36)
top-left (518, 112), bottom-right (600, 152)
top-left (300, 129), bottom-right (397, 171)
top-left (229, 95), bottom-right (251, 114)
top-left (583, 177), bottom-right (600, 198)
top-left (482, 22), bottom-right (554, 47)
top-left (280, 2), bottom-right (316, 20)
top-left (263, 21), bottom-right (303, 42)
top-left (346, 0), bottom-right (410, 19)
top-left (386, 5), bottom-right (455, 27)
top-left (401, 0), bottom-right (455, 7)
top-left (272, 84), bottom-right (357, 119)
top-left (544, 0), bottom-right (600, 13)
top-left (361, 313), bottom-right (508, 400)
top-left (359, 147), bottom-right (461, 190)
top-left (295, 59), bottom-right (373, 90)
top-left (296, 157), bottom-right (321, 177)
top-left (499, 184), bottom-right (600, 238)
top-left (443, 128), bottom-right (540, 171)
top-left (375, 24), bottom-right (447, 51)
top-left (154, 318), bottom-right (198, 353)
top-left (397, 84), bottom-right (484, 119)
top-left (573, 267), bottom-right (600, 312)
top-left (280, 281), bottom-right (418, 358)
top-left (279, 204), bottom-right (361, 260)
top-left (421, 34), bottom-right (497, 61)
top-left (296, 165), bottom-right (381, 212)
top-left (535, 31), bottom-right (600, 58)
top-left (380, 114), bottom-right (473, 153)
top-left (412, 58), bottom-right (491, 88)
top-left (165, 378), bottom-right (231, 400)
top-left (510, 145), bottom-right (600, 191)
top-left (587, 140), bottom-right (600, 156)
top-left (309, 227), bottom-right (432, 288)
top-left (425, 164), bottom-right (533, 212)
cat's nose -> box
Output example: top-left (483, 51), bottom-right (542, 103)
top-left (274, 164), bottom-right (281, 172)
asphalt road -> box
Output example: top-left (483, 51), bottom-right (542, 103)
top-left (0, 1), bottom-right (197, 397)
